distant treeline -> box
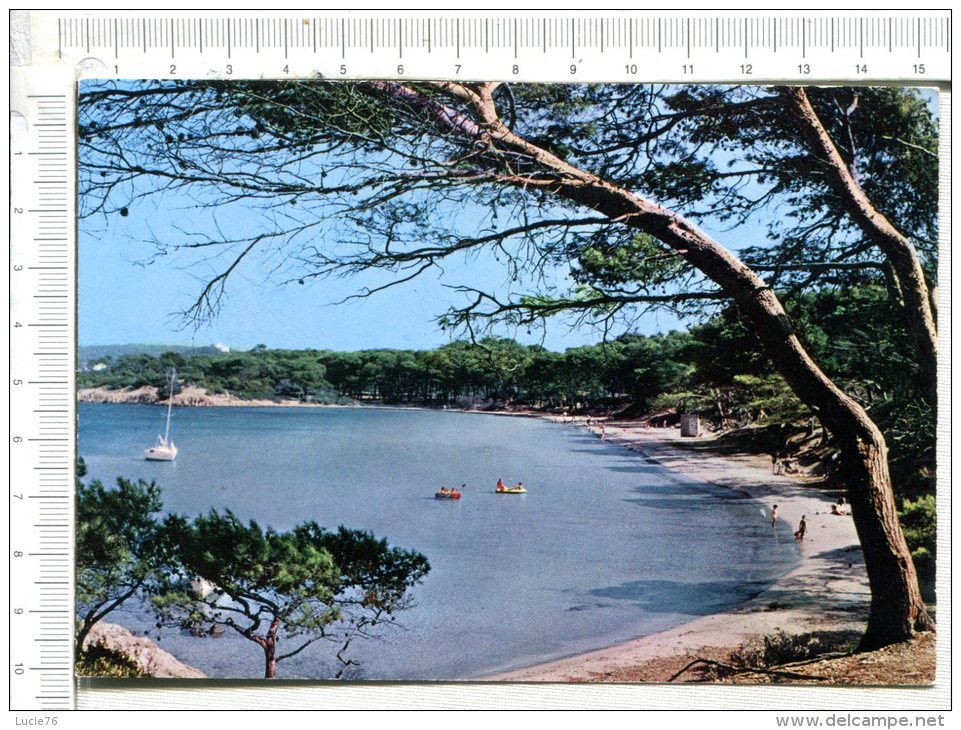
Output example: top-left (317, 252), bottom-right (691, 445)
top-left (79, 334), bottom-right (691, 410)
top-left (79, 342), bottom-right (227, 363)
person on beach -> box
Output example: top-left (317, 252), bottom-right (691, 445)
top-left (794, 515), bottom-right (807, 542)
top-left (771, 504), bottom-right (778, 527)
top-left (774, 452), bottom-right (786, 475)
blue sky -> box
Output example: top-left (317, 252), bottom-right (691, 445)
top-left (79, 181), bottom-right (696, 351)
top-left (78, 87), bottom-right (695, 353)
top-left (79, 198), bottom-right (689, 353)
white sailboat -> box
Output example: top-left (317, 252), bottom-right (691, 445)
top-left (144, 369), bottom-right (178, 461)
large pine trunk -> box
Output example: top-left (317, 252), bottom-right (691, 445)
top-left (720, 269), bottom-right (934, 648)
top-left (834, 418), bottom-right (934, 648)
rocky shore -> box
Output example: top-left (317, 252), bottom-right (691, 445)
top-left (77, 385), bottom-right (339, 408)
top-left (82, 622), bottom-right (205, 679)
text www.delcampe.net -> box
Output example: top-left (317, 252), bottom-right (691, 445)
top-left (776, 716), bottom-right (946, 728)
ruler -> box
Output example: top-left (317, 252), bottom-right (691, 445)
top-left (9, 67), bottom-right (76, 711)
top-left (17, 10), bottom-right (953, 82)
top-left (6, 8), bottom-right (950, 712)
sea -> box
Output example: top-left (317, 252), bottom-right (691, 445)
top-left (77, 403), bottom-right (800, 680)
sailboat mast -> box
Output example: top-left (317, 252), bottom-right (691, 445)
top-left (163, 369), bottom-right (175, 442)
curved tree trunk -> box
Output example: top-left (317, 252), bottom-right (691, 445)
top-left (365, 81), bottom-right (933, 648)
top-left (587, 184), bottom-right (933, 649)
top-left (779, 87), bottom-right (938, 407)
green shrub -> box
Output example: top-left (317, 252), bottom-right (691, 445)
top-left (900, 495), bottom-right (936, 602)
top-left (75, 644), bottom-right (144, 678)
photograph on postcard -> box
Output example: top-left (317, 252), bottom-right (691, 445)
top-left (73, 78), bottom-right (938, 684)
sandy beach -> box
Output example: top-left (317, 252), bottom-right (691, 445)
top-left (492, 418), bottom-right (870, 682)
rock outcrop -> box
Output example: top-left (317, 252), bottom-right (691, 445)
top-left (83, 622), bottom-right (206, 678)
top-left (77, 385), bottom-right (322, 408)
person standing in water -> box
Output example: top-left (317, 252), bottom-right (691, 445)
top-left (771, 504), bottom-right (779, 527)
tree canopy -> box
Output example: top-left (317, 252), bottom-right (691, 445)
top-left (75, 458), bottom-right (430, 679)
top-left (153, 511), bottom-right (429, 678)
top-left (75, 460), bottom-right (175, 656)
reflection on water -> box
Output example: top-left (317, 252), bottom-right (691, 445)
top-left (79, 404), bottom-right (798, 679)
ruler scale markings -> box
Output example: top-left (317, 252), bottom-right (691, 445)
top-left (11, 88), bottom-right (74, 710)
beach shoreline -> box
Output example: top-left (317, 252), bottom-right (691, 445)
top-left (487, 417), bottom-right (872, 682)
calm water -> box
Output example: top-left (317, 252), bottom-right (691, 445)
top-left (78, 403), bottom-right (799, 680)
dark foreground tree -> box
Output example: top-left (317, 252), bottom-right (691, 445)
top-left (75, 462), bottom-right (174, 656)
top-left (154, 511), bottom-right (429, 678)
top-left (78, 80), bottom-right (935, 648)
